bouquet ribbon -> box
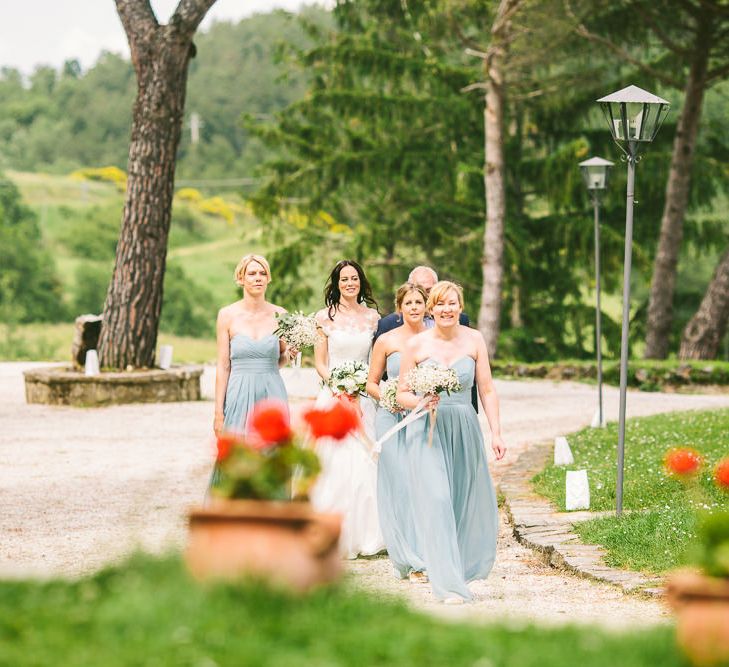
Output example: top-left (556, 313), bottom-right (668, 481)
top-left (374, 397), bottom-right (432, 449)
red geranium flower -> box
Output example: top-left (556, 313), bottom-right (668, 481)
top-left (216, 433), bottom-right (238, 462)
top-left (248, 399), bottom-right (292, 446)
top-left (303, 398), bottom-right (360, 441)
top-left (714, 458), bottom-right (729, 490)
top-left (664, 447), bottom-right (703, 478)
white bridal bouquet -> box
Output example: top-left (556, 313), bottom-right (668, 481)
top-left (404, 364), bottom-right (462, 397)
top-left (274, 311), bottom-right (319, 366)
top-left (328, 360), bottom-right (369, 397)
top-left (379, 378), bottom-right (404, 414)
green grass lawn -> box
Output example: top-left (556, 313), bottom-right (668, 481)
top-left (0, 323), bottom-right (217, 364)
top-left (532, 409), bottom-right (729, 574)
top-left (0, 555), bottom-right (686, 667)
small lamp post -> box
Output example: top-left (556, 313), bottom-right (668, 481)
top-left (579, 156), bottom-right (614, 429)
top-left (597, 85), bottom-right (670, 516)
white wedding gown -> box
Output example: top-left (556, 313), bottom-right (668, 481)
top-left (310, 318), bottom-right (384, 558)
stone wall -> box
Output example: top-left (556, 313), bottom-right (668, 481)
top-left (24, 366), bottom-right (203, 407)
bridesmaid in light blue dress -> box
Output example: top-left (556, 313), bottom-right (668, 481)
top-left (397, 281), bottom-right (506, 604)
top-left (211, 254), bottom-right (290, 487)
top-left (366, 283), bottom-right (427, 581)
top-left (221, 334), bottom-right (288, 431)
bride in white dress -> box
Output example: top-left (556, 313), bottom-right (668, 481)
top-left (312, 260), bottom-right (384, 558)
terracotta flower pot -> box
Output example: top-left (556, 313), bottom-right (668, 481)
top-left (666, 570), bottom-right (729, 666)
top-left (186, 499), bottom-right (342, 591)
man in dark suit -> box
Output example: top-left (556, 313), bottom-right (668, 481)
top-left (374, 266), bottom-right (479, 412)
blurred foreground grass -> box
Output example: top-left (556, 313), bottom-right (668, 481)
top-left (0, 554), bottom-right (685, 667)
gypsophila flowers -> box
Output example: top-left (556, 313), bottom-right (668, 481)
top-left (274, 311), bottom-right (319, 351)
top-left (379, 378), bottom-right (404, 414)
top-left (405, 363), bottom-right (461, 396)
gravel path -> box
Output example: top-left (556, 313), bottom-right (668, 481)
top-left (2, 362), bottom-right (728, 628)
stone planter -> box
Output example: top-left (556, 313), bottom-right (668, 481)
top-left (666, 570), bottom-right (729, 666)
top-left (24, 365), bottom-right (202, 406)
top-left (186, 500), bottom-right (342, 591)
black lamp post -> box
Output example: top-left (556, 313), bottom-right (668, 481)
top-left (579, 156), bottom-right (613, 429)
top-left (597, 85), bottom-right (670, 516)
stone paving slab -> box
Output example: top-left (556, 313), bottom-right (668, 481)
top-left (500, 438), bottom-right (664, 598)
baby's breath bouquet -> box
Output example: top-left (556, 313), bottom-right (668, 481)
top-left (404, 364), bottom-right (462, 446)
top-left (379, 378), bottom-right (404, 414)
top-left (405, 364), bottom-right (462, 397)
top-left (274, 311), bottom-right (319, 367)
top-left (328, 360), bottom-right (369, 397)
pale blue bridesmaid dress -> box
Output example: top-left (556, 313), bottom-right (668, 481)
top-left (222, 334), bottom-right (288, 431)
top-left (405, 356), bottom-right (497, 601)
top-left (375, 352), bottom-right (426, 578)
top-left (210, 334), bottom-right (288, 487)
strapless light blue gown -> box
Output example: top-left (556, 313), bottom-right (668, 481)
top-left (375, 352), bottom-right (426, 578)
top-left (210, 334), bottom-right (288, 488)
top-left (223, 334), bottom-right (288, 432)
top-left (405, 357), bottom-right (497, 601)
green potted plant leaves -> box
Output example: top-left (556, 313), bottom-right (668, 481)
top-left (186, 398), bottom-right (360, 591)
top-left (665, 452), bottom-right (729, 667)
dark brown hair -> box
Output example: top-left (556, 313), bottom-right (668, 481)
top-left (324, 260), bottom-right (378, 319)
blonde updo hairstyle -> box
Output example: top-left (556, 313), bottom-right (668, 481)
top-left (394, 282), bottom-right (427, 312)
top-left (426, 280), bottom-right (464, 313)
top-left (234, 253), bottom-right (271, 287)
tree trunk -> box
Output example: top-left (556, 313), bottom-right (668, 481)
top-left (99, 0), bottom-right (215, 369)
top-left (643, 18), bottom-right (712, 359)
top-left (679, 247), bottom-right (729, 359)
top-left (478, 0), bottom-right (520, 358)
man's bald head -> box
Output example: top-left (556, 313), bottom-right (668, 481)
top-left (408, 266), bottom-right (438, 294)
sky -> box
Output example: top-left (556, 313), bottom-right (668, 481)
top-left (0, 1), bottom-right (324, 75)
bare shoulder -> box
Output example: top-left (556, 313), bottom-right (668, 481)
top-left (271, 304), bottom-right (287, 315)
top-left (463, 325), bottom-right (482, 340)
top-left (372, 333), bottom-right (388, 354)
top-left (377, 328), bottom-right (397, 352)
top-left (466, 327), bottom-right (488, 354)
top-left (403, 334), bottom-right (422, 353)
top-left (217, 303), bottom-right (235, 322)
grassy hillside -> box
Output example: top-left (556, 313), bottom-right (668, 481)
top-left (10, 170), bottom-right (254, 307)
top-left (3, 170), bottom-right (335, 362)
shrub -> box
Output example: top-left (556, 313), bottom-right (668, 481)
top-left (175, 187), bottom-right (202, 202)
top-left (73, 263), bottom-right (111, 315)
top-left (70, 166), bottom-right (127, 191)
top-left (0, 175), bottom-right (67, 322)
top-left (198, 195), bottom-right (241, 223)
top-left (59, 205), bottom-right (121, 261)
top-left (160, 263), bottom-right (216, 338)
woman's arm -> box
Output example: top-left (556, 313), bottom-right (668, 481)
top-left (278, 338), bottom-right (289, 368)
top-left (365, 337), bottom-right (388, 402)
top-left (473, 331), bottom-right (506, 460)
top-left (313, 312), bottom-right (330, 382)
top-left (274, 306), bottom-right (290, 368)
top-left (213, 309), bottom-right (232, 436)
